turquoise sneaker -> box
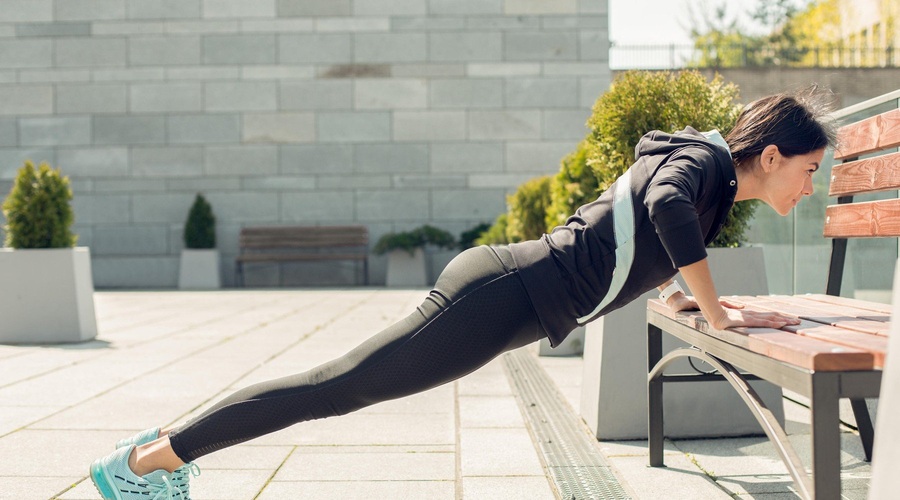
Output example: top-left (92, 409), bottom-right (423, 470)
top-left (89, 444), bottom-right (187, 499)
top-left (115, 427), bottom-right (160, 449)
top-left (114, 428), bottom-right (200, 497)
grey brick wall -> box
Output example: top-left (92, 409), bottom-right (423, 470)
top-left (0, 0), bottom-right (610, 287)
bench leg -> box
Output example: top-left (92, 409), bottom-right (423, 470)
top-left (648, 323), bottom-right (665, 467)
top-left (810, 374), bottom-right (842, 500)
top-left (849, 398), bottom-right (874, 461)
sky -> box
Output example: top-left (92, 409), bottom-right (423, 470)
top-left (607, 0), bottom-right (768, 46)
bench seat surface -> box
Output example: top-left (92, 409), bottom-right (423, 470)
top-left (648, 294), bottom-right (890, 372)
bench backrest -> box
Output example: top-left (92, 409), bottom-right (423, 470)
top-left (825, 108), bottom-right (900, 295)
top-left (239, 225), bottom-right (368, 250)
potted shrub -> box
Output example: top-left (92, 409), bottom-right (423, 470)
top-left (178, 193), bottom-right (221, 290)
top-left (0, 160), bottom-right (97, 343)
top-left (374, 225), bottom-right (455, 287)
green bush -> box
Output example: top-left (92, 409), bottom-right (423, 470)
top-left (459, 222), bottom-right (492, 250)
top-left (374, 225), bottom-right (456, 256)
top-left (2, 160), bottom-right (77, 249)
top-left (183, 193), bottom-right (216, 249)
top-left (545, 139), bottom-right (596, 230)
top-left (475, 213), bottom-right (509, 246)
top-left (505, 175), bottom-right (552, 243)
top-left (544, 70), bottom-right (758, 247)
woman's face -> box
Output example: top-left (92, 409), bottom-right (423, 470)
top-left (763, 147), bottom-right (826, 216)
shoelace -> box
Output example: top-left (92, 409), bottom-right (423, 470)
top-left (148, 475), bottom-right (184, 500)
top-left (168, 463), bottom-right (201, 499)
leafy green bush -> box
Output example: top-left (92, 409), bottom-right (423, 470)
top-left (475, 213), bottom-right (509, 246)
top-left (584, 70), bottom-right (742, 194)
top-left (374, 225), bottom-right (456, 256)
top-left (545, 139), bottom-right (596, 230)
top-left (544, 70), bottom-right (758, 247)
top-left (183, 193), bottom-right (216, 249)
top-left (505, 175), bottom-right (552, 243)
top-left (2, 160), bottom-right (77, 249)
top-left (458, 222), bottom-right (491, 250)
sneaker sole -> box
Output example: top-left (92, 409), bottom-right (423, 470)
top-left (89, 459), bottom-right (120, 500)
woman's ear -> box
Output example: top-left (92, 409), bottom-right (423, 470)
top-left (760, 144), bottom-right (780, 173)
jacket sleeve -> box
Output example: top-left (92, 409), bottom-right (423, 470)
top-left (643, 151), bottom-right (712, 268)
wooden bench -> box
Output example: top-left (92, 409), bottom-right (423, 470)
top-left (235, 225), bottom-right (369, 286)
top-left (646, 107), bottom-right (900, 499)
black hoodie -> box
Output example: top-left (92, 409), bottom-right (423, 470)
top-left (508, 127), bottom-right (738, 346)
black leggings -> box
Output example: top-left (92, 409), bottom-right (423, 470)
top-left (168, 245), bottom-right (546, 462)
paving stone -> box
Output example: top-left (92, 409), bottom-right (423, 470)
top-left (275, 448), bottom-right (455, 481)
top-left (462, 476), bottom-right (555, 499)
top-left (0, 476), bottom-right (85, 500)
top-left (259, 480), bottom-right (455, 499)
top-left (188, 468), bottom-right (274, 499)
top-left (460, 427), bottom-right (544, 476)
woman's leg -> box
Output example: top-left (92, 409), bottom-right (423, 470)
top-left (145, 245), bottom-right (544, 467)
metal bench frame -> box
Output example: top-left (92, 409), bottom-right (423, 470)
top-left (647, 310), bottom-right (881, 500)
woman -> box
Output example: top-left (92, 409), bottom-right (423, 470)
top-left (90, 88), bottom-right (835, 499)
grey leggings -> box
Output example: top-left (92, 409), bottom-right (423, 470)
top-left (168, 245), bottom-right (546, 462)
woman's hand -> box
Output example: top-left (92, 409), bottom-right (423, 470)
top-left (711, 306), bottom-right (801, 330)
top-left (667, 294), bottom-right (799, 330)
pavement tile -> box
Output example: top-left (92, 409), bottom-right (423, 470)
top-left (0, 475), bottom-right (83, 500)
top-left (459, 427), bottom-right (544, 477)
top-left (458, 394), bottom-right (526, 428)
top-left (456, 358), bottom-right (513, 397)
top-left (249, 411), bottom-right (455, 447)
top-left (607, 454), bottom-right (731, 499)
top-left (191, 444), bottom-right (293, 470)
top-left (462, 476), bottom-right (556, 499)
top-left (257, 480), bottom-right (455, 499)
top-left (274, 447), bottom-right (455, 481)
top-left (0, 429), bottom-right (124, 477)
top-left (188, 469), bottom-right (274, 499)
top-left (0, 405), bottom-right (64, 436)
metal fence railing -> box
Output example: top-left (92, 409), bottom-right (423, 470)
top-left (610, 43), bottom-right (899, 70)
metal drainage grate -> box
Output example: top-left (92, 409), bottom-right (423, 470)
top-left (504, 349), bottom-right (630, 500)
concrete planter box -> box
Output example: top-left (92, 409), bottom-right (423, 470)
top-left (385, 248), bottom-right (427, 287)
top-left (0, 247), bottom-right (97, 344)
top-left (579, 247), bottom-right (785, 439)
top-left (178, 249), bottom-right (221, 290)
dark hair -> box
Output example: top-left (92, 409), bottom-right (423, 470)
top-left (725, 86), bottom-right (838, 170)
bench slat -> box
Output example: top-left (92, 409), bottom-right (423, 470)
top-left (802, 294), bottom-right (893, 315)
top-left (728, 295), bottom-right (889, 336)
top-left (834, 108), bottom-right (900, 160)
top-left (648, 300), bottom-right (874, 371)
top-left (828, 152), bottom-right (900, 197)
top-left (237, 253), bottom-right (368, 263)
top-left (240, 226), bottom-right (368, 249)
top-left (824, 198), bottom-right (900, 237)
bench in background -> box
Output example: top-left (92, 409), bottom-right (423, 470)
top-left (235, 225), bottom-right (369, 287)
top-left (646, 107), bottom-right (900, 499)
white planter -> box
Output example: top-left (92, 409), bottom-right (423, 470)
top-left (0, 247), bottom-right (97, 344)
top-left (579, 247), bottom-right (785, 439)
top-left (178, 249), bottom-right (221, 290)
top-left (385, 248), bottom-right (427, 287)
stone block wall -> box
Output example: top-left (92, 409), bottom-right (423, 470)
top-left (0, 0), bottom-right (610, 287)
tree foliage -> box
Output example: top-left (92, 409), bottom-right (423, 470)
top-left (688, 0), bottom-right (841, 67)
top-left (184, 193), bottom-right (216, 249)
top-left (2, 160), bottom-right (77, 249)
